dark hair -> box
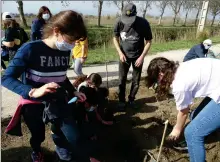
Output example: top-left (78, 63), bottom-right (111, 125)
top-left (3, 19), bottom-right (17, 29)
top-left (146, 57), bottom-right (179, 98)
top-left (80, 87), bottom-right (98, 106)
top-left (37, 6), bottom-right (52, 19)
top-left (87, 73), bottom-right (102, 88)
top-left (43, 10), bottom-right (87, 41)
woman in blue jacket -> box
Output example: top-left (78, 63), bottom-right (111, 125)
top-left (31, 6), bottom-right (52, 41)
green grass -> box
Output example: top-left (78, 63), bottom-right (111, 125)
top-left (85, 36), bottom-right (220, 65)
top-left (2, 37), bottom-right (219, 73)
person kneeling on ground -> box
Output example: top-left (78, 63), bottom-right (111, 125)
top-left (146, 57), bottom-right (220, 162)
top-left (77, 73), bottom-right (114, 125)
top-left (73, 86), bottom-right (103, 162)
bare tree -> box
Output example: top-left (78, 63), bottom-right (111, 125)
top-left (113, 1), bottom-right (131, 14)
top-left (193, 1), bottom-right (203, 26)
top-left (182, 1), bottom-right (194, 26)
top-left (16, 0), bottom-right (28, 28)
top-left (209, 0), bottom-right (220, 26)
top-left (169, 0), bottom-right (184, 26)
top-left (60, 1), bottom-right (70, 7)
top-left (156, 1), bottom-right (169, 25)
top-left (97, 0), bottom-right (103, 27)
top-left (140, 1), bottom-right (152, 19)
top-left (92, 0), bottom-right (104, 27)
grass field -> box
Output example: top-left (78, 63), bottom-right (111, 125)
top-left (85, 36), bottom-right (220, 64)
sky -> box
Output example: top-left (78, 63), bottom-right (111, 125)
top-left (2, 1), bottom-right (178, 16)
top-left (1, 1), bottom-right (219, 20)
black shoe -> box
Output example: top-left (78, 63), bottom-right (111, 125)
top-left (117, 102), bottom-right (126, 111)
top-left (173, 141), bottom-right (188, 151)
top-left (128, 101), bottom-right (139, 110)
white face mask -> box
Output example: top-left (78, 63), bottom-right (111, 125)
top-left (204, 44), bottom-right (211, 50)
top-left (42, 14), bottom-right (50, 21)
top-left (55, 39), bottom-right (75, 51)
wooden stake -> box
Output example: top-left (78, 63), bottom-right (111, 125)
top-left (156, 120), bottom-right (169, 162)
top-left (104, 42), bottom-right (109, 89)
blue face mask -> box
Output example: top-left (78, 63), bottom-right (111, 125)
top-left (55, 39), bottom-right (75, 51)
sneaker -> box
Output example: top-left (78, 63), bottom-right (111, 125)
top-left (128, 101), bottom-right (139, 110)
top-left (55, 145), bottom-right (72, 161)
top-left (173, 141), bottom-right (188, 151)
top-left (117, 102), bottom-right (126, 111)
top-left (31, 152), bottom-right (44, 162)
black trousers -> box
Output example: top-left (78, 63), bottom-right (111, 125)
top-left (118, 57), bottom-right (143, 102)
top-left (22, 104), bottom-right (45, 153)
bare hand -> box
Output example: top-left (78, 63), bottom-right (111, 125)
top-left (29, 82), bottom-right (60, 98)
top-left (135, 55), bottom-right (144, 67)
top-left (119, 53), bottom-right (127, 63)
top-left (168, 127), bottom-right (181, 141)
top-left (74, 91), bottom-right (86, 102)
top-left (81, 57), bottom-right (86, 64)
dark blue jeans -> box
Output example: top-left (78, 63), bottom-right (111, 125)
top-left (51, 118), bottom-right (80, 159)
top-left (51, 118), bottom-right (94, 162)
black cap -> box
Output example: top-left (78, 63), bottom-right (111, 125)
top-left (121, 3), bottom-right (137, 25)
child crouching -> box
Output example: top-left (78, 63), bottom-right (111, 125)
top-left (73, 87), bottom-right (102, 162)
top-left (77, 73), bottom-right (114, 125)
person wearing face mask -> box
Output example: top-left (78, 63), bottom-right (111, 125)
top-left (31, 6), bottom-right (52, 41)
top-left (77, 73), bottom-right (114, 125)
top-left (1, 10), bottom-right (88, 162)
top-left (73, 86), bottom-right (103, 162)
top-left (183, 39), bottom-right (212, 62)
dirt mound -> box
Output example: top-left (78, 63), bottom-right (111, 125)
top-left (2, 81), bottom-right (220, 162)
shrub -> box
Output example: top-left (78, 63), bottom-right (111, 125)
top-left (24, 26), bottom-right (220, 49)
top-left (197, 30), bottom-right (210, 43)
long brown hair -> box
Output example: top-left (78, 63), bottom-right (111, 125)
top-left (146, 57), bottom-right (179, 99)
top-left (37, 6), bottom-right (52, 19)
top-left (43, 10), bottom-right (87, 42)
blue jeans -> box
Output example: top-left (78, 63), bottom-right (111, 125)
top-left (51, 118), bottom-right (98, 161)
top-left (74, 58), bottom-right (83, 76)
top-left (184, 99), bottom-right (220, 162)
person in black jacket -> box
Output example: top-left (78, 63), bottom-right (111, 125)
top-left (1, 12), bottom-right (28, 64)
top-left (31, 6), bottom-right (52, 41)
